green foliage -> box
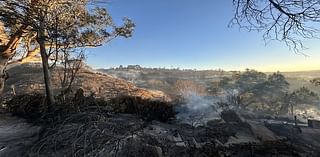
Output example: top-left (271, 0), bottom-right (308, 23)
top-left (0, 0), bottom-right (135, 105)
top-left (0, 0), bottom-right (135, 58)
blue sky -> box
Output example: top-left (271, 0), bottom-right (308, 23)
top-left (86, 0), bottom-right (320, 72)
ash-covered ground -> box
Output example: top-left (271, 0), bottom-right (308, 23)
top-left (0, 93), bottom-right (320, 157)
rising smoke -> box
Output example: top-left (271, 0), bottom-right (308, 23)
top-left (175, 91), bottom-right (223, 126)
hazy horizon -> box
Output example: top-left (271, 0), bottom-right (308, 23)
top-left (85, 0), bottom-right (320, 72)
top-left (94, 63), bottom-right (320, 73)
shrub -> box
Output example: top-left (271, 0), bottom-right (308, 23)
top-left (109, 96), bottom-right (176, 122)
top-left (6, 93), bottom-right (46, 119)
top-left (6, 93), bottom-right (176, 123)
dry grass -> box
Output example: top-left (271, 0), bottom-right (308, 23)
top-left (3, 63), bottom-right (170, 101)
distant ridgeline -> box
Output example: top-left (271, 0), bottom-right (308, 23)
top-left (106, 64), bottom-right (229, 72)
top-left (98, 65), bottom-right (235, 94)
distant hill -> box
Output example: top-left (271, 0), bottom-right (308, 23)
top-left (98, 66), bottom-right (234, 96)
top-left (98, 66), bottom-right (320, 95)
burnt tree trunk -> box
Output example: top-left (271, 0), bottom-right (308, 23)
top-left (37, 20), bottom-right (55, 109)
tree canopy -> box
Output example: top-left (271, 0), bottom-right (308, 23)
top-left (0, 0), bottom-right (134, 62)
top-left (0, 0), bottom-right (135, 106)
top-left (235, 69), bottom-right (267, 92)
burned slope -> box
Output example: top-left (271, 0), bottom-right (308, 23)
top-left (3, 63), bottom-right (170, 101)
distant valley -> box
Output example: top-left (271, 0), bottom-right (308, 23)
top-left (98, 65), bottom-right (320, 95)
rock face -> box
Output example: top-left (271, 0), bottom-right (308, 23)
top-left (3, 63), bottom-right (170, 101)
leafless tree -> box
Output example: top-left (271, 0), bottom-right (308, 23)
top-left (173, 80), bottom-right (207, 98)
top-left (57, 48), bottom-right (85, 101)
top-left (231, 0), bottom-right (320, 53)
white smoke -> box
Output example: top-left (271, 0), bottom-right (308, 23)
top-left (107, 70), bottom-right (141, 84)
top-left (175, 92), bottom-right (222, 126)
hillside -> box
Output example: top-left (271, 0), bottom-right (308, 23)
top-left (3, 63), bottom-right (170, 101)
top-left (99, 67), bottom-right (234, 96)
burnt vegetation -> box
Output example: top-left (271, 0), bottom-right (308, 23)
top-left (3, 68), bottom-right (320, 156)
top-left (6, 92), bottom-right (175, 123)
top-left (1, 0), bottom-right (320, 157)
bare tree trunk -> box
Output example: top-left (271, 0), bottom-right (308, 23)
top-left (0, 57), bottom-right (9, 94)
top-left (38, 21), bottom-right (55, 109)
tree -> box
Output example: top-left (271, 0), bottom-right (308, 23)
top-left (235, 69), bottom-right (267, 93)
top-left (290, 87), bottom-right (319, 106)
top-left (255, 72), bottom-right (289, 114)
top-left (311, 78), bottom-right (320, 86)
top-left (252, 72), bottom-right (289, 96)
top-left (57, 49), bottom-right (85, 101)
top-left (0, 0), bottom-right (134, 107)
top-left (282, 86), bottom-right (319, 115)
top-left (232, 71), bottom-right (290, 114)
top-left (232, 0), bottom-right (320, 52)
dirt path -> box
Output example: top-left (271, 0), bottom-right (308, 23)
top-left (0, 111), bottom-right (41, 157)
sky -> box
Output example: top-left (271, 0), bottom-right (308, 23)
top-left (86, 0), bottom-right (320, 72)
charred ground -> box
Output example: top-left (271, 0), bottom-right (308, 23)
top-left (0, 63), bottom-right (320, 157)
